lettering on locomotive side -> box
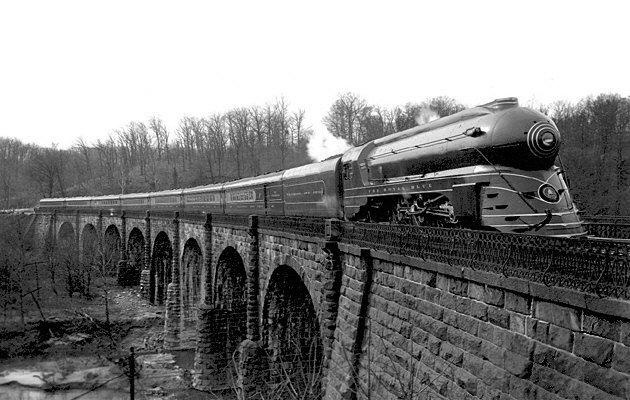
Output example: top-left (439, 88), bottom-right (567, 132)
top-left (266, 185), bottom-right (283, 201)
top-left (285, 181), bottom-right (325, 203)
top-left (227, 189), bottom-right (257, 202)
top-left (186, 193), bottom-right (220, 204)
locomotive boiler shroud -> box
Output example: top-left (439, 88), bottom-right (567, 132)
top-left (365, 97), bottom-right (560, 182)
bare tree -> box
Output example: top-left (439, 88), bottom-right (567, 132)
top-left (148, 116), bottom-right (169, 162)
top-left (27, 146), bottom-right (67, 198)
top-left (227, 108), bottom-right (248, 178)
top-left (177, 117), bottom-right (196, 171)
top-left (290, 109), bottom-right (307, 146)
top-left (323, 92), bottom-right (369, 145)
top-left (207, 113), bottom-right (227, 180)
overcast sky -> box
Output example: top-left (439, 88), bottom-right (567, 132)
top-left (0, 0), bottom-right (628, 149)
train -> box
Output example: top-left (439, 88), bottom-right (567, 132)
top-left (38, 98), bottom-right (585, 237)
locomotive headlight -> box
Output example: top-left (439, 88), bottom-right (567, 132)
top-left (540, 131), bottom-right (555, 147)
top-left (539, 184), bottom-right (560, 203)
top-left (527, 122), bottom-right (561, 158)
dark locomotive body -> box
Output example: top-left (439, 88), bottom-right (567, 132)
top-left (38, 98), bottom-right (584, 237)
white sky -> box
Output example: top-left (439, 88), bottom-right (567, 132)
top-left (0, 0), bottom-right (628, 149)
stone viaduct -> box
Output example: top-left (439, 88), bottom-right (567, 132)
top-left (33, 209), bottom-right (630, 400)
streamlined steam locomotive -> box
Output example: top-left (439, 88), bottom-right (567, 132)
top-left (38, 98), bottom-right (584, 237)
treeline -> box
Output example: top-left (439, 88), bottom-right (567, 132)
top-left (550, 94), bottom-right (630, 215)
top-left (0, 93), bottom-right (628, 215)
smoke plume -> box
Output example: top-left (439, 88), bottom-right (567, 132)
top-left (307, 129), bottom-right (352, 162)
top-left (415, 107), bottom-right (440, 125)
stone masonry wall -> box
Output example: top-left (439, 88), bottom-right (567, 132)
top-left (212, 225), bottom-right (250, 267)
top-left (31, 213), bottom-right (52, 252)
top-left (258, 231), bottom-right (325, 317)
top-left (325, 244), bottom-right (630, 400)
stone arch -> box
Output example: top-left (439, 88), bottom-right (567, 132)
top-left (182, 238), bottom-right (203, 319)
top-left (80, 224), bottom-right (98, 296)
top-left (57, 222), bottom-right (77, 263)
top-left (81, 224), bottom-right (98, 267)
top-left (103, 225), bottom-right (121, 277)
top-left (57, 222), bottom-right (81, 295)
top-left (151, 231), bottom-right (172, 305)
top-left (263, 264), bottom-right (323, 398)
top-left (127, 228), bottom-right (144, 286)
top-left (58, 221), bottom-right (75, 246)
top-left (266, 254), bottom-right (319, 310)
top-left (213, 246), bottom-right (247, 382)
top-left (57, 222), bottom-right (76, 263)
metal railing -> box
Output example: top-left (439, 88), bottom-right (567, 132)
top-left (582, 215), bottom-right (630, 240)
top-left (178, 212), bottom-right (208, 224)
top-left (339, 222), bottom-right (630, 298)
top-left (259, 216), bottom-right (327, 238)
top-left (213, 214), bottom-right (250, 228)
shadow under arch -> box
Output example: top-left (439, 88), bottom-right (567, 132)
top-left (58, 222), bottom-right (75, 246)
top-left (57, 222), bottom-right (76, 265)
top-left (182, 238), bottom-right (203, 319)
top-left (81, 224), bottom-right (98, 267)
top-left (151, 231), bottom-right (172, 305)
top-left (262, 264), bottom-right (322, 399)
top-left (57, 222), bottom-right (84, 296)
top-left (127, 227), bottom-right (145, 286)
top-left (213, 246), bottom-right (247, 384)
top-left (103, 225), bottom-right (121, 277)
top-left (80, 224), bottom-right (98, 296)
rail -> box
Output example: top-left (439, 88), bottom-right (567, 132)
top-left (339, 222), bottom-right (630, 299)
